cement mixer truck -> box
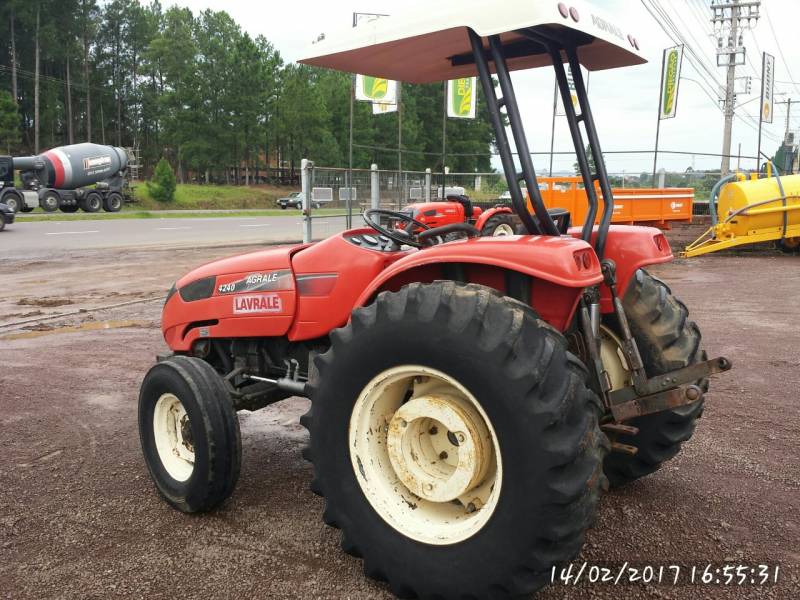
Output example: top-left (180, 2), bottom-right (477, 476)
top-left (0, 143), bottom-right (133, 214)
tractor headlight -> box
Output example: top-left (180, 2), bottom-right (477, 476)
top-left (178, 276), bottom-right (216, 302)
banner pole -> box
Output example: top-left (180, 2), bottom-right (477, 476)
top-left (549, 78), bottom-right (557, 176)
top-left (347, 75), bottom-right (354, 228)
top-left (756, 52), bottom-right (765, 172)
top-left (442, 81), bottom-right (447, 194)
top-left (652, 48), bottom-right (666, 188)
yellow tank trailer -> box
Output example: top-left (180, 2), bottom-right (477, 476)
top-left (684, 170), bottom-right (800, 257)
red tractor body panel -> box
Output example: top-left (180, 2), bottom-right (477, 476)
top-left (404, 201), bottom-right (474, 228)
top-left (164, 245), bottom-right (306, 351)
top-left (162, 225), bottom-right (673, 351)
top-left (287, 230), bottom-right (412, 340)
top-left (473, 206), bottom-right (513, 231)
top-left (568, 225), bottom-right (673, 312)
top-left (404, 200), bottom-right (514, 234)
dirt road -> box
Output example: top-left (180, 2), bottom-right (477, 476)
top-left (1, 239), bottom-right (798, 599)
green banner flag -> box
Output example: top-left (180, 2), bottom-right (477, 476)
top-left (447, 77), bottom-right (477, 119)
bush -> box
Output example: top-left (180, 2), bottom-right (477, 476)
top-left (147, 158), bottom-right (177, 202)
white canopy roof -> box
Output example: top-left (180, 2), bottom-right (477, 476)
top-left (298, 0), bottom-right (646, 83)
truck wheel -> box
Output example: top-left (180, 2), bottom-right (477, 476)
top-left (103, 192), bottom-right (123, 212)
top-left (480, 213), bottom-right (515, 236)
top-left (1, 191), bottom-right (21, 213)
top-left (280, 204), bottom-right (287, 210)
top-left (0, 218), bottom-right (4, 232)
top-left (138, 356), bottom-right (241, 513)
top-left (40, 191), bottom-right (60, 212)
top-left (303, 282), bottom-right (606, 598)
top-left (81, 192), bottom-right (103, 213)
top-left (603, 269), bottom-right (707, 487)
top-left (60, 204), bottom-right (79, 213)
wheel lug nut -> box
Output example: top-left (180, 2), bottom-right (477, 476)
top-left (400, 419), bottom-right (407, 428)
top-left (466, 502), bottom-right (476, 513)
top-left (457, 433), bottom-right (466, 443)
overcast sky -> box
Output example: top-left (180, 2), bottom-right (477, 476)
top-left (168, 0), bottom-right (800, 175)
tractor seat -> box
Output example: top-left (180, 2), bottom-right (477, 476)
top-left (545, 207), bottom-right (571, 235)
top-left (446, 194), bottom-right (473, 222)
top-left (517, 207), bottom-right (571, 235)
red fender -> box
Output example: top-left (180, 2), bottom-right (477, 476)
top-left (355, 235), bottom-right (602, 331)
top-left (569, 225), bottom-right (673, 312)
top-left (474, 205), bottom-right (513, 231)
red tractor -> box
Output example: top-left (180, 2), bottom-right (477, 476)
top-left (402, 194), bottom-right (518, 236)
top-left (138, 5), bottom-right (731, 598)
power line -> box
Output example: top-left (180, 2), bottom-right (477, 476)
top-left (762, 2), bottom-right (800, 96)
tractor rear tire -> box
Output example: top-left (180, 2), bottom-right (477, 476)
top-left (303, 282), bottom-right (607, 599)
top-left (480, 213), bottom-right (516, 237)
top-left (138, 356), bottom-right (241, 513)
top-left (603, 269), bottom-right (708, 487)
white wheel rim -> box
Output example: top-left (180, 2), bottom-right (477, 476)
top-left (153, 393), bottom-right (195, 481)
top-left (349, 365), bottom-right (502, 545)
top-left (599, 326), bottom-right (632, 391)
top-left (492, 223), bottom-right (515, 236)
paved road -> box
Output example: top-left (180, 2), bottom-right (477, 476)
top-left (1, 214), bottom-right (350, 258)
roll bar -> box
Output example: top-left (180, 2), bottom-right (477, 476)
top-left (468, 27), bottom-right (616, 258)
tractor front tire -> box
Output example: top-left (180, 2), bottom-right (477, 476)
top-left (480, 213), bottom-right (516, 237)
top-left (303, 282), bottom-right (607, 599)
top-left (603, 269), bottom-right (707, 487)
top-left (138, 356), bottom-right (241, 513)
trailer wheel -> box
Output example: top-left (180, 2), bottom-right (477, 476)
top-left (60, 204), bottom-right (79, 213)
top-left (138, 356), bottom-right (241, 513)
top-left (1, 191), bottom-right (21, 213)
top-left (603, 269), bottom-right (707, 487)
top-left (303, 282), bottom-right (606, 598)
top-left (40, 191), bottom-right (60, 212)
top-left (480, 213), bottom-right (515, 236)
top-left (103, 192), bottom-right (123, 212)
top-left (777, 237), bottom-right (800, 254)
top-left (81, 192), bottom-right (103, 213)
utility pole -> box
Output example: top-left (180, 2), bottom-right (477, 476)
top-left (712, 0), bottom-right (760, 175)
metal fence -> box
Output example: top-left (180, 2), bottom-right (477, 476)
top-left (298, 150), bottom-right (774, 240)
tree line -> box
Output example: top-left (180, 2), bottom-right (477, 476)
top-left (0, 0), bottom-right (496, 183)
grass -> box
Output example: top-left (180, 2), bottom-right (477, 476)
top-left (132, 183), bottom-right (291, 210)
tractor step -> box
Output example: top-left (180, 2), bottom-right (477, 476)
top-left (601, 423), bottom-right (639, 436)
top-left (610, 442), bottom-right (638, 456)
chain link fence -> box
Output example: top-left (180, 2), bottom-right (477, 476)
top-left (298, 150), bottom-right (777, 240)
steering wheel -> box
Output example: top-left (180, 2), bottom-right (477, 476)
top-left (418, 222), bottom-right (480, 245)
top-left (363, 209), bottom-right (430, 248)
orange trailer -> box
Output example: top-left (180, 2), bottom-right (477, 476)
top-left (532, 176), bottom-right (694, 229)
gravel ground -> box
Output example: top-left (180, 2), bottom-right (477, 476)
top-left (1, 229), bottom-right (798, 599)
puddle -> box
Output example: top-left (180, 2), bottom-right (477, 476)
top-left (1, 320), bottom-right (146, 340)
